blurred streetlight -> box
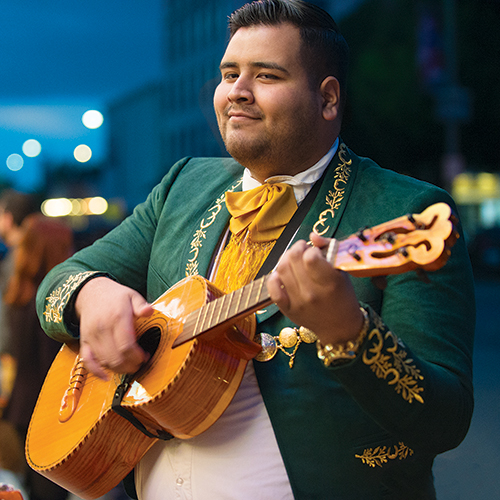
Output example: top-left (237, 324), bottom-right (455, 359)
top-left (22, 139), bottom-right (42, 157)
top-left (6, 153), bottom-right (24, 171)
top-left (82, 110), bottom-right (104, 129)
top-left (74, 144), bottom-right (92, 162)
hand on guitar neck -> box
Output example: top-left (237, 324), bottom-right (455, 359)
top-left (75, 277), bottom-right (154, 380)
top-left (267, 231), bottom-right (365, 348)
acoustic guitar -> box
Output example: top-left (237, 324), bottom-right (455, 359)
top-left (26, 202), bottom-right (457, 499)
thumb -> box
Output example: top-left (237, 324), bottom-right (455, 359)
top-left (310, 231), bottom-right (330, 248)
top-left (130, 293), bottom-right (154, 319)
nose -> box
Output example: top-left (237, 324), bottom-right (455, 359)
top-left (227, 76), bottom-right (254, 104)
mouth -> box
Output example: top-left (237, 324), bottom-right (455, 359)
top-left (225, 107), bottom-right (261, 122)
top-left (228, 114), bottom-right (260, 122)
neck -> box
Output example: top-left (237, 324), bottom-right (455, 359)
top-left (245, 156), bottom-right (325, 183)
top-left (243, 138), bottom-right (339, 183)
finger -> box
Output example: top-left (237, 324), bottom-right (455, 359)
top-left (302, 243), bottom-right (337, 284)
top-left (131, 295), bottom-right (155, 319)
top-left (310, 231), bottom-right (330, 248)
top-left (97, 294), bottom-right (149, 371)
top-left (275, 240), bottom-right (312, 300)
top-left (80, 342), bottom-right (109, 381)
top-left (266, 273), bottom-right (291, 310)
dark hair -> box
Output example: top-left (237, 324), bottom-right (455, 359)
top-left (4, 214), bottom-right (73, 306)
top-left (229, 0), bottom-right (349, 107)
top-left (0, 189), bottom-right (39, 227)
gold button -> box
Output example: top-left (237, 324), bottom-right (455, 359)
top-left (279, 327), bottom-right (298, 348)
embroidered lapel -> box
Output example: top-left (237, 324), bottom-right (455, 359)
top-left (256, 142), bottom-right (358, 323)
top-left (184, 177), bottom-right (243, 279)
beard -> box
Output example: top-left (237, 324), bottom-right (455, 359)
top-left (218, 107), bottom-right (319, 178)
top-left (222, 127), bottom-right (272, 167)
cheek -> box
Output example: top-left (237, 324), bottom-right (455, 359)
top-left (257, 89), bottom-right (302, 123)
top-left (213, 83), bottom-right (227, 114)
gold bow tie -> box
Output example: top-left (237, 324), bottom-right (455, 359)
top-left (225, 183), bottom-right (297, 242)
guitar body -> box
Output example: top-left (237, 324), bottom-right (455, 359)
top-left (26, 275), bottom-right (258, 500)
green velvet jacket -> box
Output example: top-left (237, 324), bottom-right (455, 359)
top-left (36, 144), bottom-right (475, 499)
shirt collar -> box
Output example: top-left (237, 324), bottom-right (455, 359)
top-left (242, 138), bottom-right (339, 204)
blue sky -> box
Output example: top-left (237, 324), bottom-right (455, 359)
top-left (0, 1), bottom-right (163, 191)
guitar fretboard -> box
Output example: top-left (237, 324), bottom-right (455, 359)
top-left (173, 275), bottom-right (272, 347)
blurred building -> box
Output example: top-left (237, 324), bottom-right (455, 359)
top-left (105, 82), bottom-right (167, 210)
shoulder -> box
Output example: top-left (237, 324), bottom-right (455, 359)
top-left (159, 156), bottom-right (244, 187)
top-left (345, 147), bottom-right (454, 227)
top-left (136, 156), bottom-right (244, 218)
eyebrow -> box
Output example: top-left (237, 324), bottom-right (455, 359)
top-left (219, 61), bottom-right (290, 75)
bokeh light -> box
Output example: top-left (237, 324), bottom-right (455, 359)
top-left (6, 153), bottom-right (24, 171)
top-left (88, 196), bottom-right (108, 215)
top-left (41, 196), bottom-right (109, 217)
top-left (22, 139), bottom-right (42, 157)
top-left (82, 110), bottom-right (104, 129)
top-left (42, 198), bottom-right (73, 217)
top-left (74, 144), bottom-right (92, 163)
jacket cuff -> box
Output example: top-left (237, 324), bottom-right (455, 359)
top-left (42, 271), bottom-right (116, 338)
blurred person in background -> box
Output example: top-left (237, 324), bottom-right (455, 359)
top-left (0, 418), bottom-right (29, 499)
top-left (0, 190), bottom-right (44, 423)
top-left (0, 190), bottom-right (73, 500)
top-left (0, 191), bottom-right (38, 414)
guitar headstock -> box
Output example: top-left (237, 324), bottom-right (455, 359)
top-left (329, 203), bottom-right (458, 277)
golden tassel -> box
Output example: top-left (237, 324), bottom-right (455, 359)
top-left (213, 231), bottom-right (276, 294)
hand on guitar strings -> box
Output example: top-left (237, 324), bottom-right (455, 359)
top-left (75, 277), bottom-right (154, 380)
top-left (267, 232), bottom-right (364, 348)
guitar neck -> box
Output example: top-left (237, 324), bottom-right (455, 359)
top-left (173, 274), bottom-right (273, 347)
top-left (173, 202), bottom-right (456, 348)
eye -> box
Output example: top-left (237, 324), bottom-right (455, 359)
top-left (222, 72), bottom-right (239, 81)
top-left (258, 73), bottom-right (280, 80)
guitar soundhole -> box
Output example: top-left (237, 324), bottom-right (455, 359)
top-left (138, 327), bottom-right (161, 358)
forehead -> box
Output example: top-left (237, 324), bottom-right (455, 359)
top-left (221, 23), bottom-right (304, 69)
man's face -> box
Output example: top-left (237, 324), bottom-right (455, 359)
top-left (214, 23), bottom-right (327, 181)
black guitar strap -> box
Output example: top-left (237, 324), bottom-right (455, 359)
top-left (112, 375), bottom-right (174, 441)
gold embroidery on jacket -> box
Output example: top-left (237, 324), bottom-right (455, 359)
top-left (313, 143), bottom-right (352, 236)
top-left (186, 179), bottom-right (243, 277)
top-left (355, 442), bottom-right (414, 467)
top-left (362, 326), bottom-right (425, 404)
top-left (44, 271), bottom-right (98, 323)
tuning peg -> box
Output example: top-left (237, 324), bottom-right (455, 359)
top-left (379, 231), bottom-right (396, 244)
top-left (406, 213), bottom-right (426, 229)
top-left (350, 251), bottom-right (362, 261)
top-left (398, 247), bottom-right (409, 258)
top-left (356, 226), bottom-right (369, 242)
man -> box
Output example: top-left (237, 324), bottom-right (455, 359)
top-left (36, 1), bottom-right (474, 499)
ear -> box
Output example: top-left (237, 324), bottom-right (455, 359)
top-left (320, 76), bottom-right (340, 121)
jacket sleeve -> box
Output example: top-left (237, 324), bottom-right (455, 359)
top-left (35, 158), bottom-right (191, 344)
top-left (331, 172), bottom-right (475, 454)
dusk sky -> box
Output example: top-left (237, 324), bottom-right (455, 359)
top-left (0, 1), bottom-right (164, 191)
